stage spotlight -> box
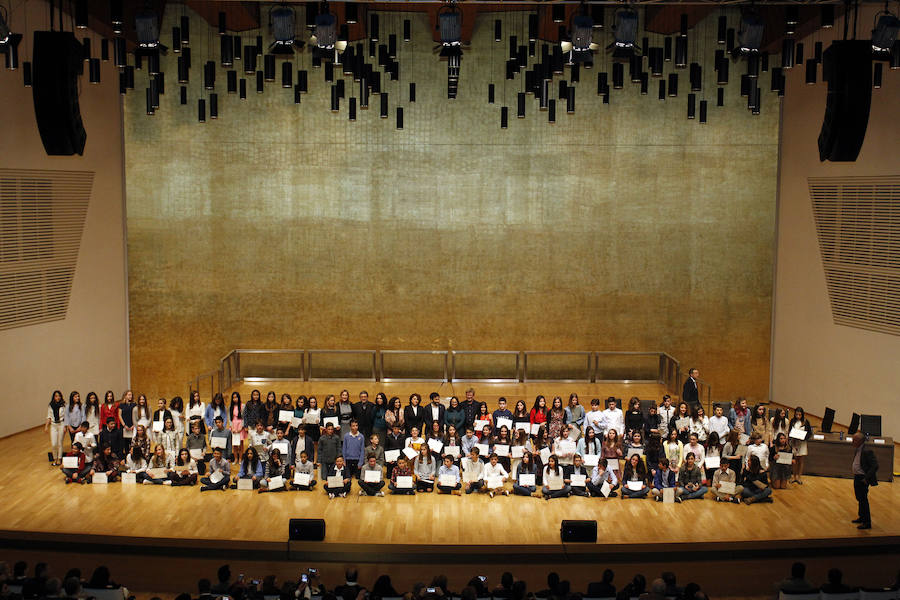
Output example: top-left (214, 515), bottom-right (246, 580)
top-left (561, 14), bottom-right (599, 64)
top-left (735, 12), bottom-right (765, 55)
top-left (136, 9), bottom-right (161, 49)
top-left (871, 12), bottom-right (899, 57)
top-left (111, 0), bottom-right (124, 35)
top-left (609, 8), bottom-right (639, 60)
top-left (439, 9), bottom-right (461, 48)
top-left (270, 6), bottom-right (304, 55)
top-left (821, 5), bottom-right (835, 29)
top-left (311, 12), bottom-right (347, 58)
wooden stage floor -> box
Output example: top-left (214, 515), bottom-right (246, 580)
top-left (2, 427), bottom-right (899, 561)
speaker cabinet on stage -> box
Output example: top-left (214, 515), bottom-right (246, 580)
top-left (817, 40), bottom-right (871, 162)
top-left (32, 31), bottom-right (87, 156)
top-left (289, 518), bottom-right (325, 541)
top-left (560, 520), bottom-right (596, 543)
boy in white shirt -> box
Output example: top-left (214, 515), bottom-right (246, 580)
top-left (601, 398), bottom-right (625, 438)
top-left (482, 453), bottom-right (509, 497)
top-left (709, 405), bottom-right (731, 441)
top-left (584, 398), bottom-right (606, 437)
top-left (462, 447), bottom-right (485, 494)
top-left (73, 421), bottom-right (97, 465)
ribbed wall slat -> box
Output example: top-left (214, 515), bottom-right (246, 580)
top-left (809, 176), bottom-right (900, 337)
top-left (0, 169), bottom-right (93, 331)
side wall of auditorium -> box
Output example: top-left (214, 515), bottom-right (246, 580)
top-left (0, 1), bottom-right (130, 437)
top-left (771, 6), bottom-right (900, 437)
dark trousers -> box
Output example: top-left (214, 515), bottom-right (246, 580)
top-left (854, 475), bottom-right (871, 524)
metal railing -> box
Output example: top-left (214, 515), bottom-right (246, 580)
top-left (190, 349), bottom-right (688, 400)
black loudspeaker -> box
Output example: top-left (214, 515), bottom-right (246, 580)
top-left (289, 518), bottom-right (325, 541)
top-left (560, 520), bottom-right (597, 543)
top-left (32, 31), bottom-right (87, 156)
top-left (860, 415), bottom-right (882, 437)
top-left (821, 407), bottom-right (836, 433)
top-left (848, 413), bottom-right (860, 435)
top-left (817, 40), bottom-right (871, 162)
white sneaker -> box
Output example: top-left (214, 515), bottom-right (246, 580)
top-left (376, 491), bottom-right (385, 497)
top-left (341, 492), bottom-right (347, 498)
top-left (328, 493), bottom-right (335, 499)
top-left (142, 480), bottom-right (152, 485)
top-left (359, 490), bottom-right (365, 496)
top-left (163, 480), bottom-right (173, 486)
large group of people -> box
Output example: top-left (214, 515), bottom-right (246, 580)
top-left (45, 386), bottom-right (830, 505)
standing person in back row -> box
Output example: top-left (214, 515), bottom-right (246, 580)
top-left (462, 388), bottom-right (479, 430)
top-left (851, 432), bottom-right (878, 530)
top-left (682, 369), bottom-right (699, 407)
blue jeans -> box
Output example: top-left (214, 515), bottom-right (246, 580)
top-left (741, 486), bottom-right (772, 499)
top-left (465, 480), bottom-right (484, 494)
top-left (623, 485), bottom-right (649, 498)
top-left (542, 485), bottom-right (571, 499)
top-left (570, 485), bottom-right (590, 497)
top-left (678, 485), bottom-right (708, 500)
top-left (437, 483), bottom-right (461, 494)
top-left (513, 484), bottom-right (536, 496)
top-left (388, 482), bottom-right (415, 495)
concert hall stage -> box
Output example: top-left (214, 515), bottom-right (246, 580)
top-left (1, 424), bottom-right (899, 597)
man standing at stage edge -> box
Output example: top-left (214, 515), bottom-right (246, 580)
top-left (851, 432), bottom-right (878, 530)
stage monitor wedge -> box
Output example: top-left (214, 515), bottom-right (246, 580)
top-left (289, 518), bottom-right (325, 541)
top-left (821, 407), bottom-right (836, 433)
top-left (561, 520), bottom-right (597, 543)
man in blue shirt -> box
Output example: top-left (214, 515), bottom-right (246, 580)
top-left (342, 420), bottom-right (366, 479)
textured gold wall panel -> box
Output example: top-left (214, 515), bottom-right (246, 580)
top-left (125, 9), bottom-right (778, 404)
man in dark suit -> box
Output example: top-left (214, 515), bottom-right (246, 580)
top-left (98, 417), bottom-right (123, 457)
top-left (851, 432), bottom-right (878, 529)
top-left (682, 368), bottom-right (700, 407)
top-left (352, 391), bottom-right (375, 439)
top-left (425, 392), bottom-right (446, 433)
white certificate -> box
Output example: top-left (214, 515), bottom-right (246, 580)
top-left (531, 423), bottom-right (543, 435)
top-left (705, 456), bottom-right (721, 469)
top-left (518, 473), bottom-right (535, 486)
top-left (279, 410), bottom-right (293, 422)
top-left (776, 452), bottom-right (793, 465)
top-left (395, 475), bottom-right (413, 489)
top-left (62, 456), bottom-right (79, 469)
top-left (663, 487), bottom-right (675, 504)
top-left (402, 446), bottom-right (418, 460)
top-left (327, 475), bottom-right (344, 488)
top-left (384, 449), bottom-right (401, 462)
top-left (231, 433), bottom-right (241, 446)
top-left (440, 474), bottom-right (457, 487)
top-left (486, 475), bottom-right (503, 489)
top-left (676, 418), bottom-right (690, 431)
top-left (363, 469), bottom-right (382, 483)
top-left (600, 480), bottom-right (612, 497)
top-left (272, 440), bottom-right (290, 456)
top-left (719, 481), bottom-right (736, 495)
top-left (626, 447), bottom-right (644, 458)
top-left (268, 475), bottom-right (285, 490)
top-left (428, 438), bottom-right (444, 453)
top-left (583, 454), bottom-right (600, 467)
top-left (739, 433), bottom-right (751, 445)
top-left (494, 444), bottom-right (510, 457)
top-left (293, 472), bottom-right (311, 486)
top-left (462, 470), bottom-right (476, 484)
top-left (189, 448), bottom-right (204, 460)
top-left (558, 440), bottom-right (576, 455)
top-left (474, 419), bottom-right (490, 431)
top-left (147, 467), bottom-right (167, 479)
top-left (789, 428), bottom-right (807, 440)
top-left (539, 447), bottom-right (552, 464)
top-left (626, 480), bottom-right (643, 492)
top-left (546, 476), bottom-right (564, 491)
top-left (122, 427), bottom-right (134, 438)
top-left (210, 438), bottom-right (226, 450)
top-left (92, 473), bottom-right (108, 484)
top-left (323, 417), bottom-right (338, 428)
top-left (511, 446), bottom-right (524, 458)
top-left (444, 445), bottom-right (460, 458)
top-left (152, 421), bottom-right (164, 432)
top-left (475, 443), bottom-right (490, 456)
top-left (291, 416), bottom-right (302, 428)
top-left (209, 470), bottom-right (225, 484)
top-left (237, 478), bottom-right (254, 490)
top-left (515, 422), bottom-right (530, 432)
top-left (570, 474), bottom-right (586, 487)
top-left (121, 472), bottom-right (137, 485)
top-left (496, 417), bottom-right (513, 431)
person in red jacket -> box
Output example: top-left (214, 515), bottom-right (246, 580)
top-left (61, 442), bottom-right (90, 483)
top-left (529, 396), bottom-right (549, 429)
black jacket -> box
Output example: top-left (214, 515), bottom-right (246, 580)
top-left (860, 446), bottom-right (879, 486)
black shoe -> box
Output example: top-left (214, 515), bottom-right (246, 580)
top-left (857, 523), bottom-right (872, 530)
top-left (851, 518), bottom-right (864, 523)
